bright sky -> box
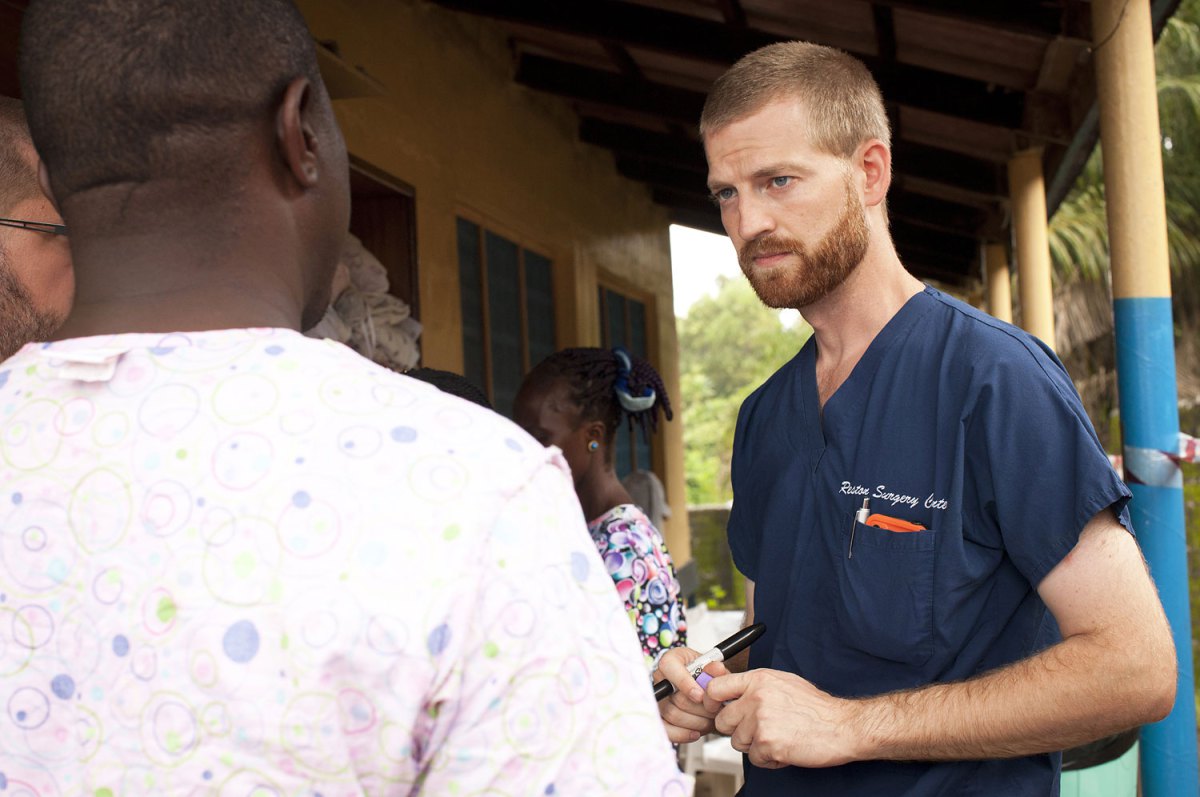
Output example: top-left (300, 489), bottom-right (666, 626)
top-left (668, 224), bottom-right (739, 317)
top-left (669, 224), bottom-right (801, 326)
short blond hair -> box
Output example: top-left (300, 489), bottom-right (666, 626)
top-left (700, 41), bottom-right (890, 158)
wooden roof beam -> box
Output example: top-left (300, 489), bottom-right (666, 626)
top-left (579, 119), bottom-right (705, 169)
top-left (431, 0), bottom-right (774, 62)
top-left (651, 187), bottom-right (719, 218)
top-left (627, 162), bottom-right (995, 242)
top-left (519, 53), bottom-right (1024, 135)
top-left (715, 0), bottom-right (747, 29)
top-left (517, 55), bottom-right (704, 124)
top-left (872, 4), bottom-right (898, 64)
top-left (649, 194), bottom-right (975, 285)
top-left (441, 0), bottom-right (1031, 129)
top-left (602, 42), bottom-right (642, 79)
top-left (889, 219), bottom-right (979, 260)
top-left (894, 249), bottom-right (976, 286)
top-left (891, 141), bottom-right (1005, 198)
top-left (888, 192), bottom-right (1002, 239)
top-left (869, 0), bottom-right (1081, 39)
top-left (432, 0), bottom-right (1061, 61)
top-left (584, 119), bottom-right (1006, 200)
top-left (615, 156), bottom-right (708, 195)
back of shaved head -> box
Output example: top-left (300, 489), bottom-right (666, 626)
top-left (0, 97), bottom-right (38, 214)
top-left (19, 0), bottom-right (322, 202)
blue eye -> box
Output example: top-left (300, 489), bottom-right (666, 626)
top-left (712, 187), bottom-right (736, 204)
top-left (771, 176), bottom-right (792, 188)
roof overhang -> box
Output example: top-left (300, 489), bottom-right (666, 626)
top-left (429, 0), bottom-right (1182, 290)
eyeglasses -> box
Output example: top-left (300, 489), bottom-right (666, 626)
top-left (0, 217), bottom-right (68, 236)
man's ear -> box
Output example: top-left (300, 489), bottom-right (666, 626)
top-left (276, 76), bottom-right (320, 188)
top-left (37, 159), bottom-right (60, 212)
top-left (859, 139), bottom-right (891, 209)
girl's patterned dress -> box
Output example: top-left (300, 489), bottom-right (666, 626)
top-left (587, 503), bottom-right (688, 669)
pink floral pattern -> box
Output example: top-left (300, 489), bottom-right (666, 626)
top-left (0, 330), bottom-right (690, 796)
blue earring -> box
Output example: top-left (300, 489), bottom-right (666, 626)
top-left (588, 441), bottom-right (600, 452)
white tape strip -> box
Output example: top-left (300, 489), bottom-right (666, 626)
top-left (1125, 444), bottom-right (1184, 488)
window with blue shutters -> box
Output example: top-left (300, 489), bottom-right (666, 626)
top-left (456, 218), bottom-right (556, 417)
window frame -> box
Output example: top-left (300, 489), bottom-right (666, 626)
top-left (456, 211), bottom-right (557, 411)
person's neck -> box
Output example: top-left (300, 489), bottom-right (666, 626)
top-left (803, 241), bottom-right (924, 367)
top-left (53, 187), bottom-right (308, 339)
top-left (801, 237), bottom-right (924, 407)
top-left (577, 469), bottom-right (633, 523)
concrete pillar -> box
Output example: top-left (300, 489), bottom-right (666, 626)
top-left (984, 242), bottom-right (1013, 324)
top-left (1008, 148), bottom-right (1056, 349)
top-left (1093, 0), bottom-right (1197, 793)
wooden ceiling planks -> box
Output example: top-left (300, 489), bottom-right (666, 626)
top-left (420, 0), bottom-right (1182, 288)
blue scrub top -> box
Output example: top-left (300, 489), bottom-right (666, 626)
top-left (728, 287), bottom-right (1131, 796)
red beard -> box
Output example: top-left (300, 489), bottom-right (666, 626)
top-left (737, 180), bottom-right (870, 310)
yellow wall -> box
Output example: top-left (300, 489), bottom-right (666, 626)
top-left (298, 0), bottom-right (691, 562)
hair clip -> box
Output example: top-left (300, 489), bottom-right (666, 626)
top-left (612, 347), bottom-right (656, 412)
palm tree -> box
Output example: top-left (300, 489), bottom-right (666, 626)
top-left (1050, 0), bottom-right (1200, 282)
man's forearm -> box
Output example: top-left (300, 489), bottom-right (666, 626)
top-left (848, 630), bottom-right (1174, 762)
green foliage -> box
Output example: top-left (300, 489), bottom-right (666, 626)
top-left (678, 276), bottom-right (811, 504)
top-left (1047, 150), bottom-right (1110, 283)
top-left (1181, 404), bottom-right (1200, 702)
top-left (687, 504), bottom-right (748, 610)
top-left (1049, 0), bottom-right (1200, 301)
top-left (1187, 462), bottom-right (1200, 678)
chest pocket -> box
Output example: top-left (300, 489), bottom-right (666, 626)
top-left (836, 520), bottom-right (938, 667)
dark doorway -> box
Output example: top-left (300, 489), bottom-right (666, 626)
top-left (349, 158), bottom-right (418, 321)
top-left (0, 2), bottom-right (24, 100)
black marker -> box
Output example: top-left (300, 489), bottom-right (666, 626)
top-left (653, 623), bottom-right (766, 701)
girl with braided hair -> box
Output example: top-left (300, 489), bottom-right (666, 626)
top-left (514, 347), bottom-right (687, 669)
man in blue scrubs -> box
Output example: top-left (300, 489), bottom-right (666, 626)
top-left (655, 41), bottom-right (1177, 795)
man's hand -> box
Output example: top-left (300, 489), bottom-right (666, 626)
top-left (707, 669), bottom-right (860, 769)
top-left (703, 513), bottom-right (1175, 769)
top-left (654, 646), bottom-right (730, 743)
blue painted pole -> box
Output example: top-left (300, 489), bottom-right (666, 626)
top-left (1115, 300), bottom-right (1198, 796)
top-left (1093, 0), bottom-right (1199, 792)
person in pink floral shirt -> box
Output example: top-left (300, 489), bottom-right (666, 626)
top-left (516, 347), bottom-right (688, 667)
top-left (4, 1), bottom-right (691, 793)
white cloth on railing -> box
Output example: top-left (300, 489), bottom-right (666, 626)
top-left (304, 232), bottom-right (421, 371)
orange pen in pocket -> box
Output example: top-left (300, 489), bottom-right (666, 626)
top-left (866, 513), bottom-right (927, 532)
